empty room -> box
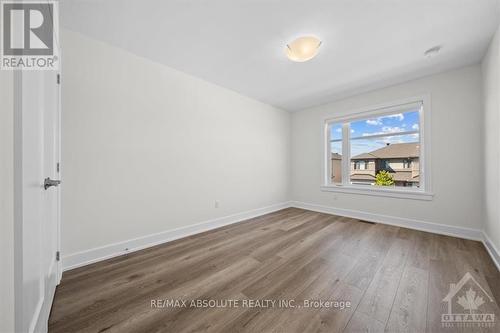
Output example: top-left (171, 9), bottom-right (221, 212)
top-left (2, 0), bottom-right (500, 332)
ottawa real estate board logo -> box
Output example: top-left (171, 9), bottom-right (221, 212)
top-left (441, 272), bottom-right (496, 329)
top-left (1, 0), bottom-right (59, 70)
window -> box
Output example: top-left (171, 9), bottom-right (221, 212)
top-left (353, 161), bottom-right (369, 170)
top-left (380, 160), bottom-right (391, 170)
top-left (324, 99), bottom-right (432, 199)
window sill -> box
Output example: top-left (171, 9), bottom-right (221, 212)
top-left (320, 185), bottom-right (434, 201)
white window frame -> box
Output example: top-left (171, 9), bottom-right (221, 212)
top-left (321, 95), bottom-right (433, 201)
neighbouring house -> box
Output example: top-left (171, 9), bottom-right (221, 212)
top-left (331, 142), bottom-right (420, 187)
top-left (331, 152), bottom-right (342, 183)
top-left (351, 142), bottom-right (420, 187)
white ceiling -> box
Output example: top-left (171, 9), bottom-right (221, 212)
top-left (61, 0), bottom-right (500, 111)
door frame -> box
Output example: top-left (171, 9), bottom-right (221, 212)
top-left (56, 66), bottom-right (62, 283)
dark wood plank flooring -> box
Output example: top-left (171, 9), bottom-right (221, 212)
top-left (49, 208), bottom-right (500, 332)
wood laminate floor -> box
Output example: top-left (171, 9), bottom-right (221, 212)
top-left (49, 208), bottom-right (500, 332)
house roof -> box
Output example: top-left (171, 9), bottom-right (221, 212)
top-left (350, 174), bottom-right (375, 181)
top-left (331, 153), bottom-right (342, 160)
top-left (351, 142), bottom-right (420, 160)
top-left (392, 172), bottom-right (419, 182)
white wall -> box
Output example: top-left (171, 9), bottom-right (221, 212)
top-left (482, 25), bottom-right (500, 255)
top-left (0, 71), bottom-right (15, 332)
top-left (291, 66), bottom-right (483, 231)
top-left (61, 29), bottom-right (290, 260)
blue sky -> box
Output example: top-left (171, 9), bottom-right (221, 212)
top-left (330, 110), bottom-right (420, 157)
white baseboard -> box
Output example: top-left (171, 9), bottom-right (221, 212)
top-left (63, 200), bottom-right (500, 273)
top-left (62, 202), bottom-right (291, 271)
top-left (482, 232), bottom-right (500, 272)
top-left (290, 201), bottom-right (484, 241)
top-left (291, 201), bottom-right (499, 272)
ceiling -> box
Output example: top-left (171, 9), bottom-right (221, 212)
top-left (61, 0), bottom-right (500, 111)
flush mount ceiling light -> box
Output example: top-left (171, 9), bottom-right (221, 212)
top-left (424, 45), bottom-right (442, 58)
top-left (285, 36), bottom-right (322, 62)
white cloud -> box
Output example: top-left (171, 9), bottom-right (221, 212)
top-left (381, 126), bottom-right (404, 133)
top-left (366, 119), bottom-right (381, 126)
top-left (385, 113), bottom-right (404, 121)
top-left (362, 126), bottom-right (404, 137)
top-left (365, 113), bottom-right (404, 127)
top-left (412, 123), bottom-right (419, 130)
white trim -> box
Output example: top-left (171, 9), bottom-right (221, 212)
top-left (62, 202), bottom-right (291, 271)
top-left (56, 48), bottom-right (63, 285)
top-left (482, 232), bottom-right (500, 272)
top-left (33, 258), bottom-right (58, 333)
top-left (341, 122), bottom-right (350, 184)
top-left (349, 130), bottom-right (419, 141)
top-left (321, 94), bottom-right (432, 198)
top-left (28, 297), bottom-right (43, 333)
top-left (290, 201), bottom-right (483, 241)
top-left (323, 121), bottom-right (331, 185)
top-left (324, 100), bottom-right (424, 124)
top-left (320, 185), bottom-right (433, 201)
top-left (13, 67), bottom-right (24, 333)
top-left (420, 95), bottom-right (432, 193)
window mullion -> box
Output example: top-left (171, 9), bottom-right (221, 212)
top-left (342, 123), bottom-right (350, 185)
top-left (325, 123), bottom-right (331, 185)
top-left (418, 104), bottom-right (425, 190)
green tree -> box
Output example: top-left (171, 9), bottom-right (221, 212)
top-left (375, 170), bottom-right (395, 186)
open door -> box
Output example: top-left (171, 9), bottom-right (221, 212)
top-left (15, 69), bottom-right (61, 333)
top-left (13, 12), bottom-right (61, 333)
top-left (15, 68), bottom-right (61, 333)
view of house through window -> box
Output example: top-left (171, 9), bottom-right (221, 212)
top-left (328, 103), bottom-right (422, 190)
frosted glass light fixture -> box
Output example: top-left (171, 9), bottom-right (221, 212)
top-left (285, 36), bottom-right (322, 62)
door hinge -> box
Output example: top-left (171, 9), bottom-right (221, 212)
top-left (57, 74), bottom-right (60, 84)
top-left (57, 162), bottom-right (60, 173)
top-left (56, 251), bottom-right (60, 261)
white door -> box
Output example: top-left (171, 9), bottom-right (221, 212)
top-left (16, 66), bottom-right (61, 333)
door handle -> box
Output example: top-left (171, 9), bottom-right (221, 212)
top-left (44, 177), bottom-right (61, 190)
